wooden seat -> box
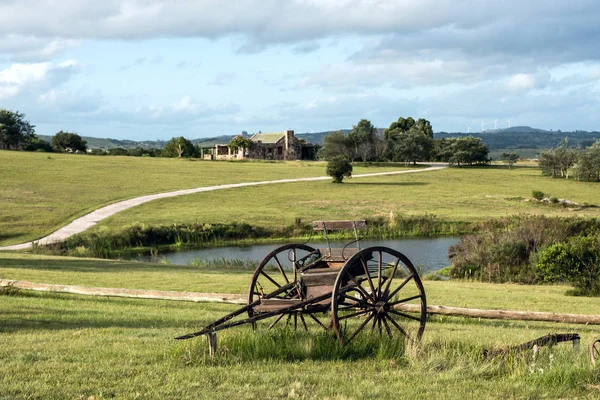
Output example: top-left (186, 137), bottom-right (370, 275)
top-left (254, 298), bottom-right (303, 312)
top-left (312, 220), bottom-right (367, 231)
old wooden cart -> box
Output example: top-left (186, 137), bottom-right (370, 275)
top-left (176, 220), bottom-right (427, 347)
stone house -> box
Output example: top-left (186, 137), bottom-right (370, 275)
top-left (208, 130), bottom-right (315, 160)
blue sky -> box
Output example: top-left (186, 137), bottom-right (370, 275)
top-left (1, 0), bottom-right (600, 140)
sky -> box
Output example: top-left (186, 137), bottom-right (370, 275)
top-left (1, 0), bottom-right (600, 140)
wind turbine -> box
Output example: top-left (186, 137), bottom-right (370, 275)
top-left (506, 119), bottom-right (511, 128)
top-left (466, 125), bottom-right (471, 133)
top-left (481, 120), bottom-right (487, 132)
top-left (492, 119), bottom-right (498, 130)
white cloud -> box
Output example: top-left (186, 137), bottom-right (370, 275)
top-left (0, 60), bottom-right (80, 100)
top-left (507, 74), bottom-right (536, 91)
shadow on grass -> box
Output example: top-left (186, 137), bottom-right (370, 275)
top-left (349, 182), bottom-right (429, 186)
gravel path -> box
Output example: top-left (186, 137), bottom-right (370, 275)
top-left (0, 164), bottom-right (447, 251)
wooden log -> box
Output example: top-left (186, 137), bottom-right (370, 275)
top-left (395, 303), bottom-right (600, 325)
top-left (4, 279), bottom-right (600, 326)
top-left (0, 279), bottom-right (246, 304)
top-left (207, 332), bottom-right (217, 358)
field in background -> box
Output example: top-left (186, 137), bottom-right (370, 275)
top-left (0, 151), bottom-right (406, 246)
top-left (1, 253), bottom-right (600, 398)
top-left (94, 165), bottom-right (600, 232)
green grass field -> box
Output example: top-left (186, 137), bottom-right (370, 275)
top-left (0, 151), bottom-right (405, 246)
top-left (94, 165), bottom-right (600, 232)
top-left (1, 253), bottom-right (600, 398)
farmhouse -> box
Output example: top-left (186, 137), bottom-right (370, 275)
top-left (208, 130), bottom-right (316, 160)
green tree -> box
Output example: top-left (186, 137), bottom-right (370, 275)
top-left (52, 131), bottom-right (87, 152)
top-left (348, 119), bottom-right (377, 162)
top-left (162, 136), bottom-right (197, 158)
top-left (537, 235), bottom-right (600, 296)
top-left (318, 131), bottom-right (353, 160)
top-left (326, 156), bottom-right (353, 183)
top-left (436, 136), bottom-right (489, 166)
top-left (22, 137), bottom-right (53, 152)
top-left (392, 130), bottom-right (434, 165)
top-left (500, 151), bottom-right (520, 169)
top-left (0, 109), bottom-right (36, 150)
top-left (573, 140), bottom-right (600, 181)
top-left (228, 135), bottom-right (253, 151)
top-left (538, 139), bottom-right (579, 179)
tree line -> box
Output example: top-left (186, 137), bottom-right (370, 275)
top-left (539, 138), bottom-right (600, 181)
top-left (0, 108), bottom-right (208, 158)
top-left (319, 117), bottom-right (490, 166)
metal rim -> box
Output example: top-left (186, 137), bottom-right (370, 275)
top-left (247, 243), bottom-right (316, 330)
top-left (592, 340), bottom-right (600, 365)
top-left (330, 246), bottom-right (427, 344)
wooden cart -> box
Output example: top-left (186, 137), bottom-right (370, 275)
top-left (176, 220), bottom-right (427, 347)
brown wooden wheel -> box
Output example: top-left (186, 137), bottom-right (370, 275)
top-left (591, 339), bottom-right (600, 365)
top-left (247, 243), bottom-right (317, 330)
top-left (331, 246), bottom-right (427, 344)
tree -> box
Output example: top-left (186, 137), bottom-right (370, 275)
top-left (228, 135), bottom-right (253, 151)
top-left (326, 156), bottom-right (352, 183)
top-left (348, 119), bottom-right (377, 162)
top-left (0, 109), bottom-right (36, 150)
top-left (391, 130), bottom-right (434, 165)
top-left (436, 137), bottom-right (490, 166)
top-left (384, 117), bottom-right (433, 139)
top-left (538, 139), bottom-right (579, 179)
top-left (162, 136), bottom-right (197, 158)
top-left (500, 151), bottom-right (520, 169)
top-left (537, 235), bottom-right (600, 296)
top-left (22, 137), bottom-right (53, 152)
top-left (318, 131), bottom-right (353, 160)
top-left (384, 117), bottom-right (434, 162)
top-left (573, 140), bottom-right (600, 181)
top-left (52, 131), bottom-right (87, 152)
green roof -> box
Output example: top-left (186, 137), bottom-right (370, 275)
top-left (250, 132), bottom-right (285, 143)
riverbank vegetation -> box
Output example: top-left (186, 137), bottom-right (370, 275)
top-left (450, 215), bottom-right (600, 296)
top-left (1, 253), bottom-right (600, 398)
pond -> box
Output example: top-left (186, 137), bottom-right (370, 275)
top-left (137, 237), bottom-right (460, 272)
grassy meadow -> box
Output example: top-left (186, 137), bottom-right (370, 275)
top-left (93, 165), bottom-right (600, 232)
top-left (0, 151), bottom-right (404, 246)
top-left (1, 253), bottom-right (600, 398)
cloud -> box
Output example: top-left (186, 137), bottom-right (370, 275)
top-left (209, 72), bottom-right (236, 86)
top-left (0, 1), bottom-right (598, 58)
top-left (0, 60), bottom-right (81, 100)
top-left (96, 96), bottom-right (241, 125)
top-left (0, 35), bottom-right (79, 61)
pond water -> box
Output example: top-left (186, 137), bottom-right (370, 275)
top-left (137, 237), bottom-right (460, 272)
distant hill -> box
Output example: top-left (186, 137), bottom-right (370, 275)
top-left (38, 126), bottom-right (600, 151)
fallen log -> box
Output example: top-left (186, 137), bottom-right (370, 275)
top-left (483, 333), bottom-right (580, 358)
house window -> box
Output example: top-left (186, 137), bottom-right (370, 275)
top-left (277, 147), bottom-right (283, 155)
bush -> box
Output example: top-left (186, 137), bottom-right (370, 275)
top-left (532, 190), bottom-right (545, 200)
top-left (536, 235), bottom-right (600, 296)
top-left (326, 156), bottom-right (352, 183)
top-left (449, 215), bottom-right (600, 283)
top-left (549, 196), bottom-right (559, 204)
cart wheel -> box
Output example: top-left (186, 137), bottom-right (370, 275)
top-left (248, 243), bottom-right (317, 330)
top-left (331, 246), bottom-right (427, 344)
top-left (591, 340), bottom-right (600, 365)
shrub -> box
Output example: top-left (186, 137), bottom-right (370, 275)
top-left (326, 156), bottom-right (352, 183)
top-left (449, 215), bottom-right (600, 283)
top-left (532, 190), bottom-right (545, 200)
top-left (536, 235), bottom-right (600, 296)
top-left (549, 196), bottom-right (559, 204)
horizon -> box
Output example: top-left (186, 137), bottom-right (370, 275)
top-left (2, 1), bottom-right (600, 140)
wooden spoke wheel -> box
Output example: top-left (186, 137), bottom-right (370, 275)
top-left (331, 246), bottom-right (427, 344)
top-left (591, 340), bottom-right (600, 365)
top-left (248, 243), bottom-right (317, 330)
